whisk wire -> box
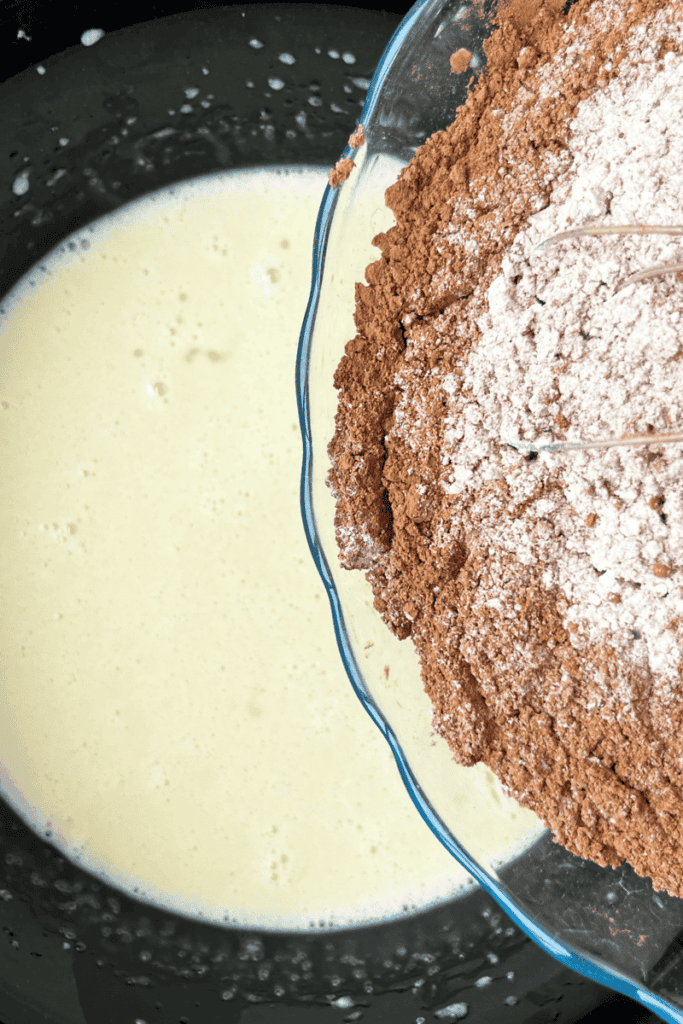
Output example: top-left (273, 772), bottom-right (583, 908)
top-left (521, 222), bottom-right (683, 454)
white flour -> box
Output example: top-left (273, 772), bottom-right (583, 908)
top-left (439, 38), bottom-right (683, 685)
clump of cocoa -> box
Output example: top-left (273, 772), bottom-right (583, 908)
top-left (328, 158), bottom-right (356, 188)
top-left (348, 124), bottom-right (366, 148)
top-left (450, 48), bottom-right (473, 73)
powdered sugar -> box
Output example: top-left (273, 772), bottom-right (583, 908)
top-left (440, 33), bottom-right (683, 685)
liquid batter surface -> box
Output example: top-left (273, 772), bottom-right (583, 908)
top-left (0, 167), bottom-right (538, 930)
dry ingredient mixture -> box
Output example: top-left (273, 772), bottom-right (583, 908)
top-left (348, 123), bottom-right (366, 149)
top-left (450, 48), bottom-right (474, 74)
top-left (328, 0), bottom-right (683, 896)
top-left (328, 127), bottom-right (365, 188)
top-left (329, 157), bottom-right (356, 188)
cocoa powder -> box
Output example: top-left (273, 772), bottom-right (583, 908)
top-left (328, 157), bottom-right (355, 188)
top-left (348, 124), bottom-right (366, 149)
top-left (449, 48), bottom-right (473, 74)
top-left (327, 0), bottom-right (683, 895)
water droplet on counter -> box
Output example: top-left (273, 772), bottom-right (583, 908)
top-left (434, 1003), bottom-right (468, 1020)
top-left (80, 28), bottom-right (105, 47)
top-left (12, 169), bottom-right (30, 196)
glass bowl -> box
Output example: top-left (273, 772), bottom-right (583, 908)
top-left (297, 1), bottom-right (683, 1021)
top-left (1, 4), bottom-right (628, 1023)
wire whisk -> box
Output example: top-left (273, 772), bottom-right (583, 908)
top-left (508, 222), bottom-right (683, 455)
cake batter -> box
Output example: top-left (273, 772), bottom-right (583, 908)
top-left (0, 166), bottom-right (539, 929)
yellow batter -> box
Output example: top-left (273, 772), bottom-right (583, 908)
top-left (0, 166), bottom-right (540, 930)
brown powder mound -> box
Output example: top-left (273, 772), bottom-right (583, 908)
top-left (327, 0), bottom-right (683, 896)
top-left (348, 124), bottom-right (366, 149)
top-left (450, 48), bottom-right (473, 73)
top-left (328, 158), bottom-right (356, 189)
